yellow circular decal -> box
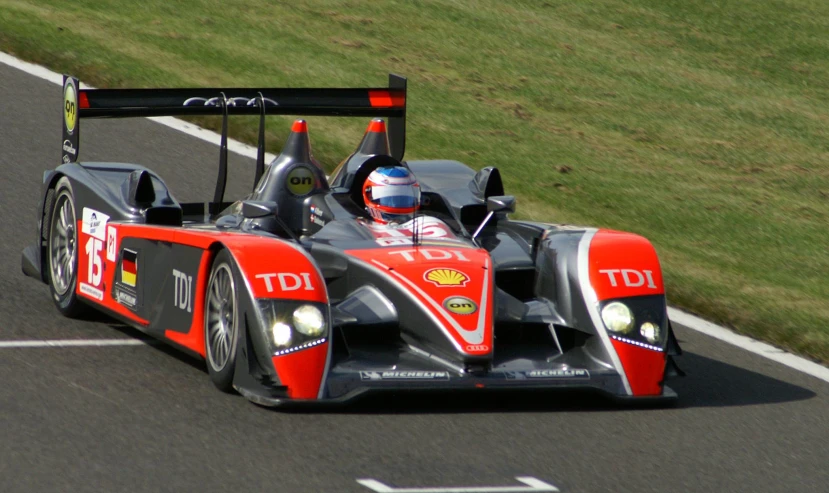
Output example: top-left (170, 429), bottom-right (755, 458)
top-left (286, 166), bottom-right (315, 196)
top-left (443, 296), bottom-right (478, 315)
top-left (63, 79), bottom-right (78, 135)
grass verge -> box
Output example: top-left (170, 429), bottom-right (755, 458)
top-left (1, 0), bottom-right (827, 363)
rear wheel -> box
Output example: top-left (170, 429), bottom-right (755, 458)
top-left (47, 177), bottom-right (87, 317)
top-left (204, 249), bottom-right (239, 392)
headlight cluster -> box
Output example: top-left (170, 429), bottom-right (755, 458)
top-left (258, 300), bottom-right (328, 354)
top-left (599, 298), bottom-right (665, 346)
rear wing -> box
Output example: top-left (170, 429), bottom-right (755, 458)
top-left (61, 75), bottom-right (406, 204)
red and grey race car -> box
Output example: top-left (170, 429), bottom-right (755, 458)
top-left (21, 75), bottom-right (681, 406)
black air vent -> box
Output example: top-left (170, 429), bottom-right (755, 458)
top-left (495, 268), bottom-right (536, 301)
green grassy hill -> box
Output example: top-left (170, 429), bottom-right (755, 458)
top-left (2, 0), bottom-right (827, 362)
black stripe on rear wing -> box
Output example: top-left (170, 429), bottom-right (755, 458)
top-left (61, 74), bottom-right (407, 202)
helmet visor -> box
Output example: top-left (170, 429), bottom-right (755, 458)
top-left (370, 184), bottom-right (421, 210)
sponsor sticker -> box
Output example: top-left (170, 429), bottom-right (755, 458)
top-left (63, 78), bottom-right (78, 135)
top-left (256, 272), bottom-right (314, 293)
top-left (106, 226), bottom-right (117, 262)
top-left (172, 269), bottom-right (193, 312)
top-left (599, 269), bottom-right (658, 289)
top-left (443, 296), bottom-right (478, 315)
top-left (286, 166), bottom-right (315, 196)
top-left (465, 344), bottom-right (490, 352)
top-left (62, 139), bottom-right (77, 156)
top-left (309, 214), bottom-right (326, 227)
top-left (388, 248), bottom-right (470, 262)
top-left (424, 268), bottom-right (469, 287)
top-left (81, 208), bottom-right (110, 241)
top-left (362, 216), bottom-right (464, 247)
top-left (360, 371), bottom-right (450, 381)
top-left (115, 289), bottom-right (137, 308)
top-left (121, 249), bottom-right (138, 288)
top-left (79, 282), bottom-right (103, 301)
top-left (505, 369), bottom-right (590, 379)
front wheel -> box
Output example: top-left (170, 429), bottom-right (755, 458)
top-left (46, 177), bottom-right (87, 317)
top-left (204, 249), bottom-right (239, 392)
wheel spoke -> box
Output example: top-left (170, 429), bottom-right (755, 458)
top-left (61, 256), bottom-right (70, 281)
top-left (211, 325), bottom-right (225, 349)
top-left (219, 335), bottom-right (228, 359)
top-left (59, 204), bottom-right (68, 229)
top-left (219, 273), bottom-right (228, 299)
top-left (205, 263), bottom-right (236, 373)
top-left (48, 194), bottom-right (78, 297)
top-left (209, 296), bottom-right (221, 310)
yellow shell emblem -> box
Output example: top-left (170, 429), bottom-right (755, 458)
top-left (424, 268), bottom-right (469, 287)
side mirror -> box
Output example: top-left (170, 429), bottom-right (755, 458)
top-left (241, 200), bottom-right (278, 219)
top-left (486, 195), bottom-right (516, 214)
top-left (473, 195), bottom-right (516, 240)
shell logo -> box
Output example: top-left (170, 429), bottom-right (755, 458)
top-left (424, 268), bottom-right (469, 287)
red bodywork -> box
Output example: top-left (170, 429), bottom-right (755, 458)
top-left (588, 229), bottom-right (667, 396)
top-left (347, 246), bottom-right (494, 357)
top-left (76, 221), bottom-right (330, 399)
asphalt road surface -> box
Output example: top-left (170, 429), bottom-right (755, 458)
top-left (1, 63), bottom-right (827, 493)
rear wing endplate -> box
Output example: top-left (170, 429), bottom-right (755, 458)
top-left (61, 75), bottom-right (406, 204)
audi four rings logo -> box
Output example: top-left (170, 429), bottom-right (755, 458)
top-left (182, 96), bottom-right (279, 107)
top-left (466, 345), bottom-right (489, 352)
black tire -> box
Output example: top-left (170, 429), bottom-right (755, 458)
top-left (204, 249), bottom-right (240, 392)
top-left (46, 177), bottom-right (88, 317)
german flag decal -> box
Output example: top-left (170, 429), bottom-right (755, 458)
top-left (121, 249), bottom-right (137, 287)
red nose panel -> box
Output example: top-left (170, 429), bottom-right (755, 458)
top-left (347, 246), bottom-right (494, 356)
top-left (611, 339), bottom-right (666, 396)
top-left (589, 230), bottom-right (664, 301)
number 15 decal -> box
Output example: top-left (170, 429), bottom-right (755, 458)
top-left (79, 208), bottom-right (109, 301)
top-left (85, 237), bottom-right (103, 287)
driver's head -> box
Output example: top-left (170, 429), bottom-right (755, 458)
top-left (362, 166), bottom-right (420, 224)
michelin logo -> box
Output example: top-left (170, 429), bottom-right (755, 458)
top-left (504, 369), bottom-right (590, 379)
top-left (360, 371), bottom-right (450, 381)
top-left (526, 369), bottom-right (589, 378)
top-left (116, 289), bottom-right (137, 308)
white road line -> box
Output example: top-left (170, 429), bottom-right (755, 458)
top-left (357, 476), bottom-right (559, 493)
top-left (0, 339), bottom-right (151, 348)
top-left (2, 49), bottom-right (829, 384)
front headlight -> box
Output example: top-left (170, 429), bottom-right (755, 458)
top-left (258, 299), bottom-right (329, 354)
top-left (601, 302), bottom-right (635, 334)
top-left (271, 322), bottom-right (293, 348)
top-left (293, 305), bottom-right (325, 337)
top-left (640, 322), bottom-right (660, 344)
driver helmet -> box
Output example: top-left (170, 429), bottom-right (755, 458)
top-left (362, 166), bottom-right (421, 224)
